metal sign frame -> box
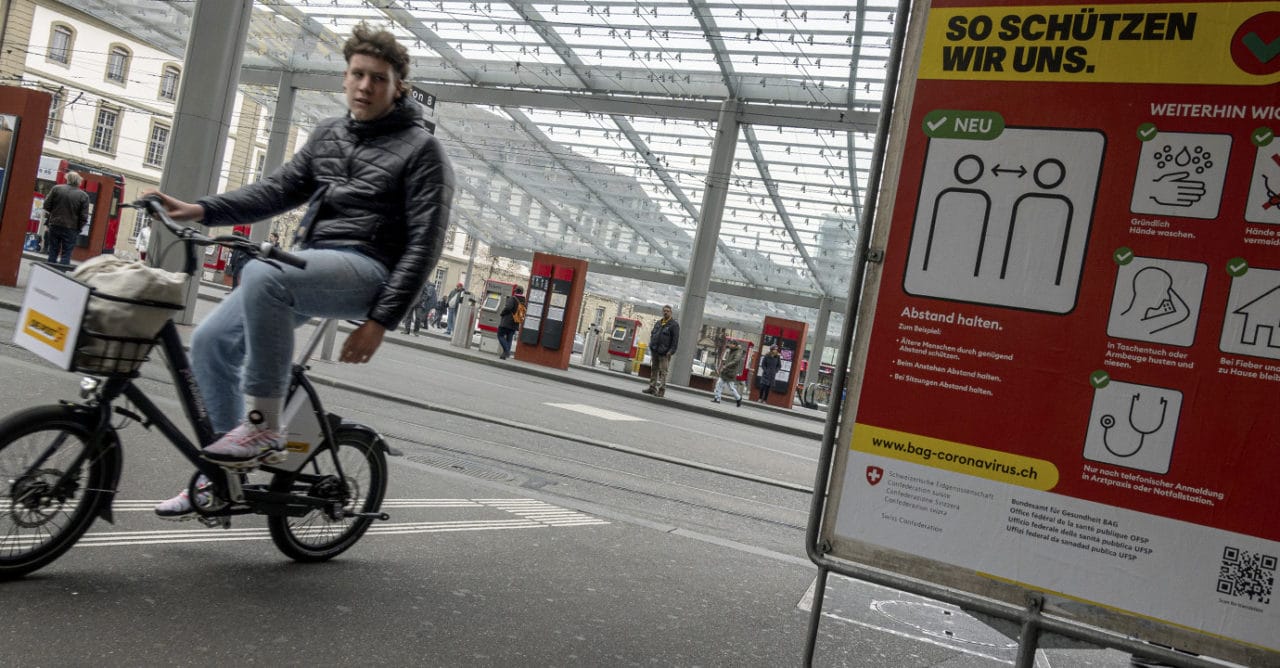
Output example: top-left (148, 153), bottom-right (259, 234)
top-left (803, 1), bottom-right (1278, 666)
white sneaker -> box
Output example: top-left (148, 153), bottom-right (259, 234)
top-left (153, 475), bottom-right (212, 519)
top-left (201, 411), bottom-right (286, 469)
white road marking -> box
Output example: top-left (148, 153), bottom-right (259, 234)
top-left (55, 498), bottom-right (609, 547)
top-left (544, 402), bottom-right (646, 421)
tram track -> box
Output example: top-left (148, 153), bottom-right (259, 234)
top-left (376, 421), bottom-right (812, 533)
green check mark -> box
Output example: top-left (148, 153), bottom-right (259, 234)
top-left (1089, 370), bottom-right (1110, 389)
top-left (1227, 257), bottom-right (1249, 278)
top-left (1136, 123), bottom-right (1158, 142)
top-left (1243, 32), bottom-right (1280, 65)
top-left (1253, 126), bottom-right (1275, 148)
top-left (1113, 247), bottom-right (1134, 266)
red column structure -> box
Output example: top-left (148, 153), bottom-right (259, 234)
top-left (0, 87), bottom-right (52, 286)
top-left (750, 316), bottom-right (809, 409)
top-left (70, 173), bottom-right (115, 262)
top-left (514, 252), bottom-right (587, 370)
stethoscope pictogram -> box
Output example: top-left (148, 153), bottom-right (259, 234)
top-left (1099, 392), bottom-right (1168, 458)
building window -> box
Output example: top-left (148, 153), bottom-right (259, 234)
top-left (594, 307), bottom-right (605, 326)
top-left (91, 104), bottom-right (121, 154)
top-left (46, 90), bottom-right (62, 138)
top-left (433, 267), bottom-right (447, 291)
top-left (252, 152), bottom-right (266, 181)
top-left (159, 65), bottom-right (180, 101)
top-left (48, 25), bottom-right (73, 64)
top-left (145, 123), bottom-right (170, 167)
top-left (105, 46), bottom-right (131, 84)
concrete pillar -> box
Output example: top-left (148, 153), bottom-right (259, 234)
top-left (669, 99), bottom-right (740, 386)
top-left (806, 297), bottom-right (833, 387)
top-left (251, 71), bottom-right (295, 245)
top-left (463, 236), bottom-right (477, 291)
top-left (157, 0), bottom-right (253, 323)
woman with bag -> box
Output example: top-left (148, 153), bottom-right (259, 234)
top-left (757, 345), bottom-right (782, 402)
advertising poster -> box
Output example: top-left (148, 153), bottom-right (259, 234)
top-left (0, 114), bottom-right (17, 216)
top-left (830, 0), bottom-right (1280, 654)
top-left (13, 264), bottom-right (89, 370)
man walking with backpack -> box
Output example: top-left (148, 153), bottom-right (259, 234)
top-left (712, 339), bottom-right (745, 407)
top-left (497, 285), bottom-right (526, 360)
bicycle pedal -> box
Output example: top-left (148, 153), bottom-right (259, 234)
top-left (204, 449), bottom-right (286, 471)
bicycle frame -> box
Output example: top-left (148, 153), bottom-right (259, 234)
top-left (55, 316), bottom-right (358, 522)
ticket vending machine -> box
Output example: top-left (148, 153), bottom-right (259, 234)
top-left (606, 317), bottom-right (641, 373)
top-left (476, 279), bottom-right (516, 355)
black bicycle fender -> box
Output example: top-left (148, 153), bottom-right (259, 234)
top-left (337, 418), bottom-right (397, 456)
top-left (95, 433), bottom-right (124, 525)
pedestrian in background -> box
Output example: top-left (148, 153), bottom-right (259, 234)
top-left (445, 282), bottom-right (465, 335)
top-left (712, 339), bottom-right (745, 407)
top-left (402, 281), bottom-right (436, 335)
top-left (643, 304), bottom-right (680, 398)
top-left (133, 221), bottom-right (151, 262)
top-left (497, 285), bottom-right (525, 360)
top-left (225, 230), bottom-right (250, 289)
top-left (43, 171), bottom-right (89, 265)
top-left (757, 345), bottom-right (782, 402)
top-left (430, 294), bottom-right (448, 329)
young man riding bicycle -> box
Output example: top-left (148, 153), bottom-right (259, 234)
top-left (147, 23), bottom-right (454, 516)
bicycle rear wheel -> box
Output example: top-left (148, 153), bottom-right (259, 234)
top-left (267, 426), bottom-right (387, 562)
top-left (0, 406), bottom-right (111, 580)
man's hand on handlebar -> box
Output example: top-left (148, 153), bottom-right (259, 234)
top-left (340, 321), bottom-right (386, 364)
top-left (139, 188), bottom-right (204, 222)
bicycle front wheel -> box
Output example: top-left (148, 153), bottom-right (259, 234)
top-left (267, 426), bottom-right (387, 562)
top-left (0, 405), bottom-right (112, 580)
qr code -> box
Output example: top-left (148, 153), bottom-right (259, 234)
top-left (1217, 546), bottom-right (1275, 605)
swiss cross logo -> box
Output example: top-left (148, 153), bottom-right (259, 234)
top-left (866, 466), bottom-right (884, 486)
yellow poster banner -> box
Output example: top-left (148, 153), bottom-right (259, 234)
top-left (852, 423), bottom-right (1060, 490)
top-left (920, 2), bottom-right (1280, 85)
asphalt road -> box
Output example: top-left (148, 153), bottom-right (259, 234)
top-left (0, 306), bottom-right (1143, 667)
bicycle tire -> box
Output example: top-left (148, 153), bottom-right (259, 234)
top-left (0, 405), bottom-right (112, 580)
top-left (267, 426), bottom-right (387, 562)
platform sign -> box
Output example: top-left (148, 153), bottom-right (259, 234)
top-left (14, 264), bottom-right (89, 370)
top-left (823, 0), bottom-right (1280, 657)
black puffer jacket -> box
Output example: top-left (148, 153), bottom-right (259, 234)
top-left (198, 98), bottom-right (454, 329)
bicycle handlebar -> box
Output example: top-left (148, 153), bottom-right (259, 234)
top-left (128, 196), bottom-right (307, 275)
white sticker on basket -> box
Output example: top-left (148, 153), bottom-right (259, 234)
top-left (14, 264), bottom-right (91, 370)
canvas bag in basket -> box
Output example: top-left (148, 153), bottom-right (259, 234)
top-left (69, 255), bottom-right (187, 371)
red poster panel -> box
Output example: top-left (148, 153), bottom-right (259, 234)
top-left (829, 0), bottom-right (1280, 656)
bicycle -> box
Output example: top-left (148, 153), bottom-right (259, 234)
top-left (0, 197), bottom-right (390, 580)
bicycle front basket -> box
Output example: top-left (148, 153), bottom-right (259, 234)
top-left (71, 291), bottom-right (182, 376)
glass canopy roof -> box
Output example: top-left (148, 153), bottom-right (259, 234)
top-left (75, 0), bottom-right (901, 332)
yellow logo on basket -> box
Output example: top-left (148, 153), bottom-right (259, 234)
top-left (23, 309), bottom-right (69, 351)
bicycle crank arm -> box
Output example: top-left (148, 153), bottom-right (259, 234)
top-left (341, 510), bottom-right (390, 521)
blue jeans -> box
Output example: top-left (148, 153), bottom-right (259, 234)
top-left (46, 226), bottom-right (77, 265)
top-left (191, 248), bottom-right (388, 433)
top-left (446, 305), bottom-right (458, 334)
top-left (497, 327), bottom-right (516, 357)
